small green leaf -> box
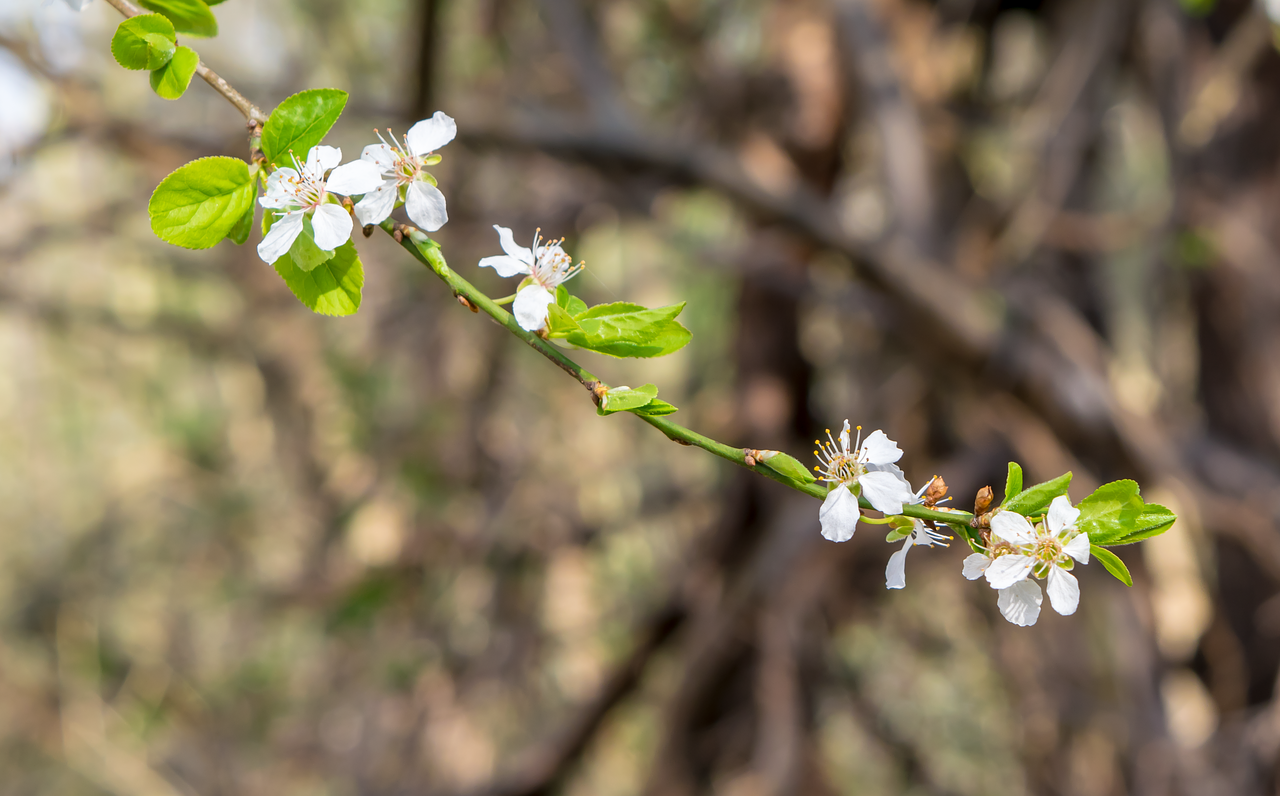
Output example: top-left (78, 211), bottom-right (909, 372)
top-left (149, 45), bottom-right (199, 100)
top-left (555, 301), bottom-right (692, 358)
top-left (148, 156), bottom-right (254, 249)
top-left (555, 284), bottom-right (588, 317)
top-left (631, 399), bottom-right (679, 417)
top-left (1003, 472), bottom-right (1072, 517)
top-left (1076, 480), bottom-right (1144, 546)
top-left (261, 88), bottom-right (348, 168)
top-left (886, 528), bottom-right (911, 542)
top-left (754, 450), bottom-right (816, 484)
top-left (111, 15), bottom-right (176, 70)
top-left (1090, 545), bottom-right (1133, 587)
top-left (1002, 462), bottom-right (1022, 506)
top-left (273, 239), bottom-right (363, 316)
top-left (1106, 504), bottom-right (1177, 546)
top-left (137, 0), bottom-right (218, 37)
top-left (286, 216), bottom-right (337, 272)
top-left (597, 384), bottom-right (658, 416)
top-left (226, 203), bottom-right (254, 245)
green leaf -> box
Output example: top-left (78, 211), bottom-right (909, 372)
top-left (1075, 480), bottom-right (1144, 546)
top-left (148, 156), bottom-right (254, 249)
top-left (597, 384), bottom-right (658, 416)
top-left (226, 203), bottom-right (254, 245)
top-left (754, 450), bottom-right (816, 484)
top-left (260, 88), bottom-right (349, 168)
top-left (205, 0), bottom-right (227, 4)
top-left (1002, 462), bottom-right (1022, 506)
top-left (555, 284), bottom-right (588, 317)
top-left (111, 15), bottom-right (176, 70)
top-left (1106, 504), bottom-right (1177, 546)
top-left (286, 216), bottom-right (337, 272)
top-left (1090, 545), bottom-right (1133, 587)
top-left (1003, 472), bottom-right (1072, 517)
top-left (553, 301), bottom-right (692, 358)
top-left (148, 45), bottom-right (199, 100)
top-left (631, 399), bottom-right (679, 417)
top-left (273, 239), bottom-right (363, 316)
top-left (137, 0), bottom-right (218, 37)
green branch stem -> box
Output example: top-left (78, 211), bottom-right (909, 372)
top-left (383, 220), bottom-right (973, 527)
top-left (100, 0), bottom-right (975, 530)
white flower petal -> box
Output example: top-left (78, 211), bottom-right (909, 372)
top-left (1063, 532), bottom-right (1091, 564)
top-left (860, 429), bottom-right (903, 465)
top-left (885, 540), bottom-right (911, 590)
top-left (1047, 495), bottom-right (1080, 534)
top-left (991, 510), bottom-right (1037, 545)
top-left (859, 470), bottom-right (912, 515)
top-left (406, 111), bottom-right (457, 155)
top-left (405, 180), bottom-right (448, 232)
top-left (353, 182), bottom-right (398, 227)
top-left (257, 212), bottom-right (304, 264)
top-left (985, 554), bottom-right (1034, 590)
top-left (326, 159), bottom-right (384, 196)
top-left (494, 225), bottom-right (534, 264)
top-left (478, 254), bottom-right (532, 278)
top-left (307, 145), bottom-right (342, 175)
top-left (311, 204), bottom-right (353, 252)
top-left (260, 168), bottom-right (301, 209)
top-left (819, 485), bottom-right (860, 542)
top-left (962, 553), bottom-right (991, 580)
top-left (997, 579), bottom-right (1043, 626)
top-left (361, 143), bottom-right (397, 172)
top-left (838, 420), bottom-right (851, 452)
top-left (513, 283), bottom-right (555, 331)
top-left (1046, 566), bottom-right (1080, 615)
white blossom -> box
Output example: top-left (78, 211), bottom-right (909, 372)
top-left (257, 145), bottom-right (382, 264)
top-left (813, 422), bottom-right (914, 543)
top-left (964, 495), bottom-right (1090, 626)
top-left (352, 112), bottom-right (455, 231)
top-left (478, 225), bottom-right (583, 331)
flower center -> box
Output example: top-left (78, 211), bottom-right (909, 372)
top-left (377, 128), bottom-right (426, 186)
top-left (285, 154), bottom-right (327, 210)
top-left (814, 427), bottom-right (866, 484)
top-left (529, 230), bottom-right (583, 289)
top-left (1033, 535), bottom-right (1063, 564)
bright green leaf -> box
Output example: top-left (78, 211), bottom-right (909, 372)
top-left (886, 528), bottom-right (911, 542)
top-left (1002, 462), bottom-right (1022, 506)
top-left (1106, 504), bottom-right (1177, 546)
top-left (286, 216), bottom-right (336, 272)
top-left (556, 301), bottom-right (692, 358)
top-left (148, 156), bottom-right (254, 249)
top-left (555, 284), bottom-right (588, 317)
top-left (273, 239), bottom-right (363, 316)
top-left (754, 450), bottom-right (816, 484)
top-left (631, 399), bottom-right (679, 417)
top-left (597, 384), bottom-right (658, 416)
top-left (137, 0), bottom-right (218, 37)
top-left (110, 15), bottom-right (176, 70)
top-left (226, 203), bottom-right (254, 245)
top-left (1076, 480), bottom-right (1144, 545)
top-left (149, 45), bottom-right (199, 100)
top-left (1090, 545), bottom-right (1133, 587)
top-left (260, 88), bottom-right (348, 168)
top-left (1003, 472), bottom-right (1072, 517)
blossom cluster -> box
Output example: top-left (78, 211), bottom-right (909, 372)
top-left (814, 423), bottom-right (1091, 627)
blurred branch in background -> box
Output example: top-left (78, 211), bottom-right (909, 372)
top-left (2, 0), bottom-right (1280, 794)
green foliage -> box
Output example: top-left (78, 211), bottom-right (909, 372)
top-left (548, 301), bottom-right (692, 358)
top-left (1002, 462), bottom-right (1022, 506)
top-left (1003, 472), bottom-right (1072, 517)
top-left (260, 89), bottom-right (349, 168)
top-left (273, 239), bottom-right (364, 317)
top-left (137, 0), bottom-right (218, 38)
top-left (149, 45), bottom-right (199, 100)
top-left (1090, 545), bottom-right (1133, 587)
top-left (632, 399), bottom-right (679, 416)
top-left (754, 450), bottom-right (817, 484)
top-left (148, 156), bottom-right (255, 249)
top-left (225, 173), bottom-right (258, 245)
top-left (597, 384), bottom-right (658, 415)
top-left (1096, 504), bottom-right (1177, 546)
top-left (1076, 480), bottom-right (1143, 544)
top-left (289, 216), bottom-right (337, 272)
top-left (111, 15), bottom-right (176, 71)
top-left (555, 284), bottom-right (588, 316)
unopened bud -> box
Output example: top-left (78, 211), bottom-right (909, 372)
top-left (362, 224), bottom-right (375, 238)
top-left (924, 476), bottom-right (948, 506)
top-left (974, 485), bottom-right (994, 517)
top-left (456, 294), bottom-right (478, 313)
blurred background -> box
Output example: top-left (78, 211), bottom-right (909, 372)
top-left (1, 0), bottom-right (1279, 793)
